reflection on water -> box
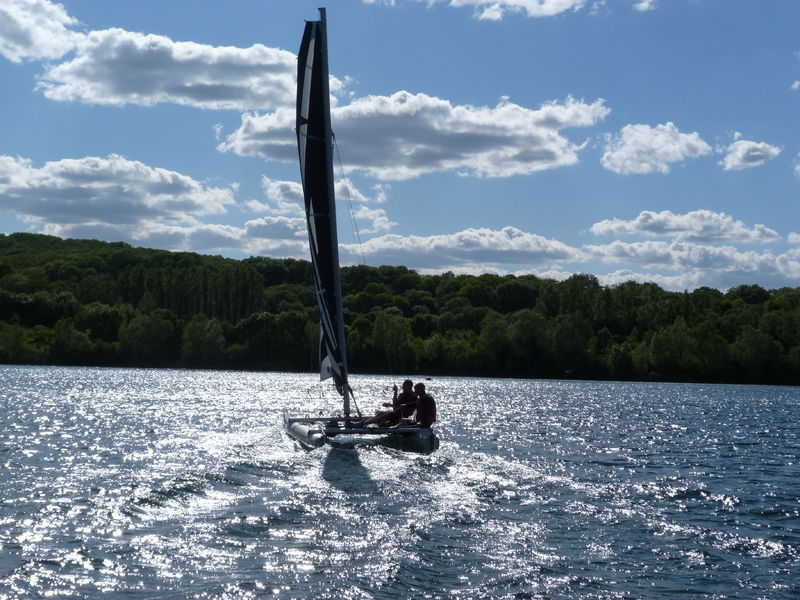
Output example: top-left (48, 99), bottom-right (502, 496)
top-left (1, 365), bottom-right (799, 599)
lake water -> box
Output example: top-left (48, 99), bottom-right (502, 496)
top-left (0, 365), bottom-right (798, 599)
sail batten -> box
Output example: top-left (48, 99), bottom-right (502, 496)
top-left (296, 8), bottom-right (350, 413)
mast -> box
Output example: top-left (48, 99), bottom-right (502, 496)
top-left (297, 8), bottom-right (351, 416)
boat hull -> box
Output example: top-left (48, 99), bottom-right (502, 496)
top-left (284, 415), bottom-right (327, 449)
top-left (284, 415), bottom-right (439, 453)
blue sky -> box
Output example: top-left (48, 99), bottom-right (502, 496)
top-left (1, 0), bottom-right (799, 291)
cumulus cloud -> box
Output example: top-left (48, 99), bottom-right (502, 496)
top-left (601, 122), bottom-right (712, 174)
top-left (585, 240), bottom-right (777, 273)
top-left (36, 28), bottom-right (318, 110)
top-left (596, 251), bottom-right (800, 291)
top-left (719, 135), bottom-right (781, 170)
top-left (589, 209), bottom-right (780, 244)
top-left (584, 240), bottom-right (800, 290)
top-left (31, 209), bottom-right (310, 258)
top-left (221, 93), bottom-right (610, 180)
top-left (335, 180), bottom-right (395, 233)
top-left (339, 226), bottom-right (583, 268)
top-left (776, 247), bottom-right (800, 281)
top-left (218, 109), bottom-right (295, 162)
top-left (85, 219), bottom-right (309, 257)
top-left (368, 0), bottom-right (663, 20)
top-left (244, 215), bottom-right (306, 240)
top-left (243, 176), bottom-right (305, 216)
top-left (0, 0), bottom-right (79, 63)
top-left (0, 154), bottom-right (235, 243)
top-left (404, 1), bottom-right (659, 20)
top-left (446, 0), bottom-right (587, 20)
top-left (632, 0), bottom-right (656, 11)
top-left (244, 176), bottom-right (395, 235)
top-left (352, 205), bottom-right (396, 234)
top-left (597, 269), bottom-right (707, 291)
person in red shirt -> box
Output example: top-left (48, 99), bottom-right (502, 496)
top-left (412, 382), bottom-right (436, 428)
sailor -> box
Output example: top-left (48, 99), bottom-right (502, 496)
top-left (391, 379), bottom-right (417, 418)
top-left (363, 379), bottom-right (417, 427)
top-left (413, 382), bottom-right (437, 428)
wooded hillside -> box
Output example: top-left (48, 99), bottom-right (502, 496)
top-left (2, 232), bottom-right (799, 385)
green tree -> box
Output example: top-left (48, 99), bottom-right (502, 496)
top-left (51, 319), bottom-right (93, 363)
top-left (648, 317), bottom-right (698, 380)
top-left (372, 309), bottom-right (415, 373)
top-left (691, 319), bottom-right (730, 381)
top-left (182, 314), bottom-right (225, 364)
top-left (508, 309), bottom-right (549, 376)
top-left (732, 325), bottom-right (783, 381)
top-left (475, 312), bottom-right (511, 373)
top-left (0, 322), bottom-right (43, 362)
top-left (494, 279), bottom-right (538, 313)
top-left (119, 311), bottom-right (179, 364)
top-left (551, 314), bottom-right (591, 375)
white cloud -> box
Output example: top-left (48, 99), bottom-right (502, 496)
top-left (244, 176), bottom-right (305, 216)
top-left (585, 239), bottom-right (775, 272)
top-left (589, 209), bottom-right (780, 243)
top-left (632, 0), bottom-right (656, 11)
top-left (788, 232), bottom-right (800, 245)
top-left (30, 211), bottom-right (310, 258)
top-left (368, 0), bottom-right (662, 20)
top-left (244, 215), bottom-right (306, 240)
top-left (597, 269), bottom-right (707, 292)
top-left (245, 176), bottom-right (395, 235)
top-left (0, 154), bottom-right (234, 242)
top-left (218, 109), bottom-right (295, 162)
top-left (352, 205), bottom-right (396, 234)
top-left (221, 93), bottom-right (610, 180)
top-left (776, 247), bottom-right (800, 281)
top-left (129, 222), bottom-right (241, 254)
top-left (334, 179), bottom-right (365, 204)
top-left (36, 28), bottom-right (310, 111)
top-left (720, 136), bottom-right (781, 170)
top-left (339, 226), bottom-right (583, 268)
top-left (601, 122), bottom-right (712, 174)
top-left (0, 0), bottom-right (79, 63)
top-left (335, 180), bottom-right (395, 233)
top-left (584, 241), bottom-right (800, 290)
top-left (438, 0), bottom-right (588, 20)
top-left (791, 81), bottom-right (800, 91)
top-left (597, 256), bottom-right (800, 291)
top-left (80, 220), bottom-right (308, 257)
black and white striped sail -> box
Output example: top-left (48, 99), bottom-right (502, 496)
top-left (296, 9), bottom-right (350, 408)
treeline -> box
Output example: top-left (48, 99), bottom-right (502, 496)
top-left (1, 232), bottom-right (799, 385)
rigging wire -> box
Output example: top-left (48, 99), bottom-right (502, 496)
top-left (334, 131), bottom-right (395, 378)
top-left (332, 132), bottom-right (367, 266)
top-left (331, 132), bottom-right (390, 407)
top-left (348, 386), bottom-right (363, 419)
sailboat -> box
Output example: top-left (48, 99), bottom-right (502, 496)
top-left (284, 8), bottom-right (439, 454)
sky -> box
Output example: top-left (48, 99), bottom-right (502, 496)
top-left (1, 0), bottom-right (800, 291)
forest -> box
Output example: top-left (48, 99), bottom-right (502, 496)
top-left (1, 232), bottom-right (799, 385)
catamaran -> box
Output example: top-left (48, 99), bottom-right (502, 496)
top-left (283, 8), bottom-right (439, 454)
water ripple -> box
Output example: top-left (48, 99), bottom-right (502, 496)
top-left (1, 366), bottom-right (798, 598)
